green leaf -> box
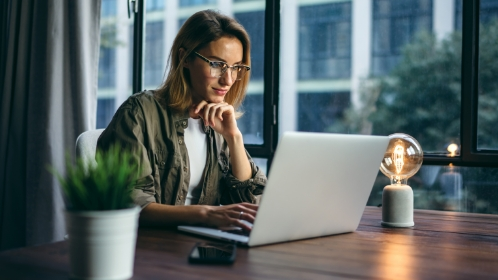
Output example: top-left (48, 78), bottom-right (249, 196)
top-left (48, 143), bottom-right (139, 211)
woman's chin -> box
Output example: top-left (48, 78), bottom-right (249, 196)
top-left (208, 96), bottom-right (225, 103)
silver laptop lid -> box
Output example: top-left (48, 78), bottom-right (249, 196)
top-left (248, 132), bottom-right (388, 247)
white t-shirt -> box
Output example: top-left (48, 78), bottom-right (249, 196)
top-left (183, 118), bottom-right (208, 205)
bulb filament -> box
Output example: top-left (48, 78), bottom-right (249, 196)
top-left (393, 145), bottom-right (404, 174)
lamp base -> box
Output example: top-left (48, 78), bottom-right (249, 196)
top-left (381, 184), bottom-right (414, 227)
top-left (381, 221), bottom-right (414, 227)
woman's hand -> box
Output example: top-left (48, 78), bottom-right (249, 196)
top-left (190, 100), bottom-right (252, 181)
top-left (190, 101), bottom-right (240, 139)
top-left (139, 202), bottom-right (258, 230)
top-left (201, 203), bottom-right (258, 231)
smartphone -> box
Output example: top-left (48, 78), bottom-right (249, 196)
top-left (188, 242), bottom-right (236, 264)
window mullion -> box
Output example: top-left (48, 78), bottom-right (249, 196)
top-left (264, 0), bottom-right (280, 171)
top-left (460, 0), bottom-right (481, 163)
top-left (132, 0), bottom-right (145, 94)
top-left (246, 0), bottom-right (280, 171)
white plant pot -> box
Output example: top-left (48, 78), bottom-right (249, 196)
top-left (65, 206), bottom-right (140, 280)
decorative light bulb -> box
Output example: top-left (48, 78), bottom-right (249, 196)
top-left (380, 133), bottom-right (423, 228)
top-left (380, 134), bottom-right (423, 185)
top-left (447, 143), bottom-right (458, 157)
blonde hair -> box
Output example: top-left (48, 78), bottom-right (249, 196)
top-left (155, 10), bottom-right (251, 115)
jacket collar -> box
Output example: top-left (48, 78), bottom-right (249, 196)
top-left (171, 109), bottom-right (211, 134)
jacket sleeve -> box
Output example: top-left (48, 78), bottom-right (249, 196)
top-left (219, 145), bottom-right (267, 205)
top-left (96, 97), bottom-right (156, 208)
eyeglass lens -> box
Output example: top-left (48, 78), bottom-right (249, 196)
top-left (210, 63), bottom-right (247, 80)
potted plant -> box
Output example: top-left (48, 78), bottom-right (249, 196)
top-left (51, 145), bottom-right (140, 280)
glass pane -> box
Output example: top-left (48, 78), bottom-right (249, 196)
top-left (143, 20), bottom-right (165, 89)
top-left (368, 165), bottom-right (498, 214)
top-left (279, 0), bottom-right (461, 156)
top-left (179, 0), bottom-right (216, 7)
top-left (143, 0), bottom-right (265, 145)
top-left (477, 0), bottom-right (498, 150)
top-left (97, 0), bottom-right (134, 129)
top-left (235, 8), bottom-right (265, 145)
top-left (253, 158), bottom-right (268, 177)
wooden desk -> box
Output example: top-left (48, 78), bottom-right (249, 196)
top-left (1, 207), bottom-right (498, 279)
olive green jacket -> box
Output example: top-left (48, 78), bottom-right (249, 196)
top-left (97, 91), bottom-right (266, 208)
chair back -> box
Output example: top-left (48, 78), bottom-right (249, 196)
top-left (75, 129), bottom-right (105, 169)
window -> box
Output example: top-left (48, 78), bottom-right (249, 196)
top-left (235, 9), bottom-right (266, 144)
top-left (235, 11), bottom-right (265, 81)
top-left (144, 21), bottom-right (164, 88)
top-left (179, 0), bottom-right (216, 7)
top-left (96, 98), bottom-right (116, 129)
top-left (297, 92), bottom-right (350, 133)
top-left (101, 0), bottom-right (117, 17)
top-left (98, 38), bottom-right (116, 88)
top-left (147, 0), bottom-right (165, 11)
top-left (238, 94), bottom-right (264, 144)
top-left (101, 0), bottom-right (498, 214)
top-left (477, 0), bottom-right (498, 150)
top-left (372, 0), bottom-right (433, 76)
top-left (298, 2), bottom-right (352, 80)
top-left (97, 0), bottom-right (133, 129)
top-left (369, 165), bottom-right (498, 214)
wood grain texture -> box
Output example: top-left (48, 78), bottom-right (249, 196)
top-left (1, 207), bottom-right (498, 279)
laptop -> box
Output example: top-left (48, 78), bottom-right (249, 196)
top-left (178, 132), bottom-right (389, 247)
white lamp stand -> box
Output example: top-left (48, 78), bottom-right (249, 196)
top-left (381, 184), bottom-right (414, 227)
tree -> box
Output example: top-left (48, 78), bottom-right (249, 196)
top-left (370, 30), bottom-right (462, 152)
top-left (476, 19), bottom-right (498, 149)
top-left (331, 20), bottom-right (498, 154)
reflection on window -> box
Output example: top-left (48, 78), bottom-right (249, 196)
top-left (144, 21), bottom-right (164, 88)
top-left (299, 2), bottom-right (352, 80)
top-left (372, 0), bottom-right (433, 76)
top-left (368, 165), bottom-right (498, 214)
top-left (235, 11), bottom-right (265, 81)
top-left (298, 92), bottom-right (350, 133)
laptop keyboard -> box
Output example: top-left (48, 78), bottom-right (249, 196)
top-left (224, 229), bottom-right (251, 237)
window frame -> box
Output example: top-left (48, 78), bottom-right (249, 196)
top-left (425, 0), bottom-right (498, 168)
top-left (129, 0), bottom-right (498, 171)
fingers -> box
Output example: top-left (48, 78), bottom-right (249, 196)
top-left (238, 211), bottom-right (256, 224)
top-left (205, 203), bottom-right (258, 230)
top-left (230, 203), bottom-right (258, 217)
top-left (232, 218), bottom-right (253, 231)
top-left (238, 202), bottom-right (259, 211)
top-left (227, 210), bottom-right (255, 231)
top-left (230, 209), bottom-right (256, 223)
top-left (196, 102), bottom-right (233, 127)
top-left (193, 100), bottom-right (208, 115)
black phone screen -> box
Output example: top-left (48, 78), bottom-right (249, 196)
top-left (188, 242), bottom-right (236, 264)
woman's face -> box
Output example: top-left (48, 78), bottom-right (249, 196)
top-left (184, 36), bottom-right (243, 104)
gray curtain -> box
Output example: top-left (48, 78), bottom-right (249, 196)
top-left (0, 0), bottom-right (101, 250)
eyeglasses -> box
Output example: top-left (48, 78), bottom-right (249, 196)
top-left (194, 52), bottom-right (250, 81)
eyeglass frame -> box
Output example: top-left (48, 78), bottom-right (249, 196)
top-left (193, 52), bottom-right (250, 81)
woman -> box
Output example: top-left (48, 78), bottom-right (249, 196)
top-left (97, 10), bottom-right (266, 231)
